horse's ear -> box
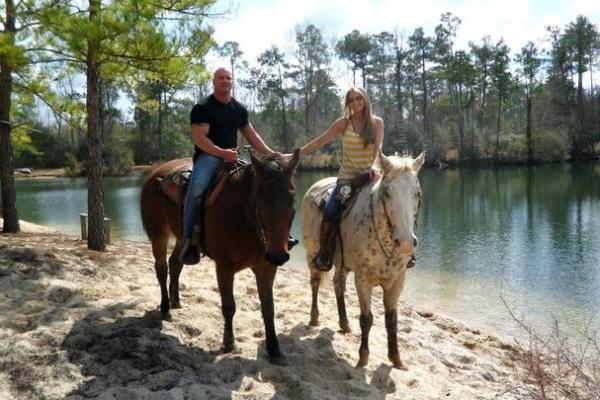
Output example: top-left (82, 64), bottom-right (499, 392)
top-left (380, 150), bottom-right (393, 174)
top-left (413, 152), bottom-right (425, 172)
top-left (250, 151), bottom-right (265, 174)
top-left (286, 148), bottom-right (300, 174)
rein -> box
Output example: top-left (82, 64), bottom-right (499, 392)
top-left (246, 168), bottom-right (286, 252)
top-left (368, 180), bottom-right (421, 261)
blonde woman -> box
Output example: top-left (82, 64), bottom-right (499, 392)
top-left (290, 86), bottom-right (384, 271)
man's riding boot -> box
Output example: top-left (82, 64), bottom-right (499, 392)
top-left (313, 221), bottom-right (336, 271)
top-left (179, 225), bottom-right (201, 265)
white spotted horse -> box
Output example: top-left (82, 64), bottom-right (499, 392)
top-left (301, 152), bottom-right (424, 369)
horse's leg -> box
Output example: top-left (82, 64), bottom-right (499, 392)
top-left (333, 266), bottom-right (350, 333)
top-left (354, 274), bottom-right (373, 368)
top-left (383, 280), bottom-right (406, 370)
top-left (216, 266), bottom-right (236, 353)
top-left (308, 267), bottom-right (322, 327)
top-left (253, 265), bottom-right (285, 364)
top-left (167, 241), bottom-right (184, 309)
top-left (151, 237), bottom-right (172, 321)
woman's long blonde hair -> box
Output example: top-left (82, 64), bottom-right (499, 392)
top-left (343, 86), bottom-right (375, 147)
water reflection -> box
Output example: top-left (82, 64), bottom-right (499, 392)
top-left (13, 163), bottom-right (600, 339)
top-left (410, 164), bottom-right (599, 338)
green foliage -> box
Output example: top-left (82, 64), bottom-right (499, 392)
top-left (64, 152), bottom-right (83, 176)
top-left (533, 130), bottom-right (570, 161)
top-left (103, 126), bottom-right (134, 176)
top-left (10, 129), bottom-right (41, 162)
top-left (0, 32), bottom-right (28, 69)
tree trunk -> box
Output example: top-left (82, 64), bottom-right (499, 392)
top-left (157, 89), bottom-right (163, 157)
top-left (589, 59), bottom-right (594, 154)
top-left (526, 94), bottom-right (533, 163)
top-left (279, 90), bottom-right (288, 151)
top-left (495, 92), bottom-right (502, 160)
top-left (576, 59), bottom-right (585, 156)
top-left (420, 52), bottom-right (431, 144)
top-left (0, 0), bottom-right (19, 233)
top-left (86, 0), bottom-right (106, 251)
top-left (394, 49), bottom-right (404, 125)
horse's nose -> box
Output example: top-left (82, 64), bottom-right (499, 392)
top-left (394, 236), bottom-right (416, 255)
top-left (266, 252), bottom-right (290, 266)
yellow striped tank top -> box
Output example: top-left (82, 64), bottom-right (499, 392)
top-left (338, 120), bottom-right (375, 180)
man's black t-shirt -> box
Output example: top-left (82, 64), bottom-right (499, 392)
top-left (190, 94), bottom-right (249, 159)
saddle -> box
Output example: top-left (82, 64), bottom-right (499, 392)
top-left (157, 159), bottom-right (248, 206)
top-left (308, 173), bottom-right (371, 221)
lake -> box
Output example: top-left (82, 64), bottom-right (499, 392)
top-left (11, 163), bottom-right (600, 341)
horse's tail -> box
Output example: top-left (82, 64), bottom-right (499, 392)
top-left (140, 162), bottom-right (176, 243)
top-left (140, 174), bottom-right (156, 241)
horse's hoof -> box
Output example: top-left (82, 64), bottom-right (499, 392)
top-left (389, 355), bottom-right (407, 370)
top-left (309, 318), bottom-right (319, 327)
top-left (171, 302), bottom-right (182, 309)
top-left (161, 311), bottom-right (172, 321)
top-left (393, 361), bottom-right (407, 370)
top-left (356, 351), bottom-right (369, 368)
top-left (268, 353), bottom-right (288, 366)
top-left (339, 320), bottom-right (351, 333)
top-left (222, 342), bottom-right (235, 354)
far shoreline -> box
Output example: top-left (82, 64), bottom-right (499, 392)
top-left (14, 156), bottom-right (600, 180)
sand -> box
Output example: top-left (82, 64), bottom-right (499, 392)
top-left (0, 219), bottom-right (531, 399)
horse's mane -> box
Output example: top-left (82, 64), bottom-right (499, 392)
top-left (262, 155), bottom-right (288, 173)
top-left (384, 154), bottom-right (418, 173)
top-left (231, 155), bottom-right (289, 188)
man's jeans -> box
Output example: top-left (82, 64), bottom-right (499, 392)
top-left (181, 153), bottom-right (222, 242)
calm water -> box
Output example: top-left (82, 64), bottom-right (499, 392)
top-left (12, 164), bottom-right (600, 340)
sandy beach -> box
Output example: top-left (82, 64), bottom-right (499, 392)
top-left (0, 219), bottom-right (532, 399)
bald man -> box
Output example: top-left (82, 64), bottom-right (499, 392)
top-left (180, 67), bottom-right (287, 265)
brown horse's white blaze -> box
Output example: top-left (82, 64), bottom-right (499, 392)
top-left (302, 151), bottom-right (425, 370)
top-left (141, 150), bottom-right (299, 364)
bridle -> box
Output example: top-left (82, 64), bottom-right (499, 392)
top-left (369, 179), bottom-right (421, 260)
top-left (251, 203), bottom-right (267, 251)
top-left (247, 168), bottom-right (291, 252)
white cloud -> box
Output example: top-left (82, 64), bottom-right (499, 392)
top-left (206, 0), bottom-right (600, 83)
top-left (213, 0), bottom-right (600, 58)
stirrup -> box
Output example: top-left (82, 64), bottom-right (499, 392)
top-left (313, 250), bottom-right (334, 271)
top-left (179, 239), bottom-right (200, 265)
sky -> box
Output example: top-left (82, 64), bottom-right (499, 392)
top-left (207, 0), bottom-right (600, 70)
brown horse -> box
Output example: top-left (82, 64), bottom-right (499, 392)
top-left (140, 150), bottom-right (299, 363)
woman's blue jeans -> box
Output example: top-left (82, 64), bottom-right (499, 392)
top-left (181, 153), bottom-right (222, 242)
top-left (323, 181), bottom-right (343, 222)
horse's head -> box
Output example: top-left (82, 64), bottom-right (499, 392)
top-left (249, 149), bottom-right (300, 266)
top-left (378, 151), bottom-right (425, 256)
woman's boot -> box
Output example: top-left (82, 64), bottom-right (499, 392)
top-left (313, 221), bottom-right (336, 271)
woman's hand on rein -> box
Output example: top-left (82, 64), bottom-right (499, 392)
top-left (369, 166), bottom-right (381, 181)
